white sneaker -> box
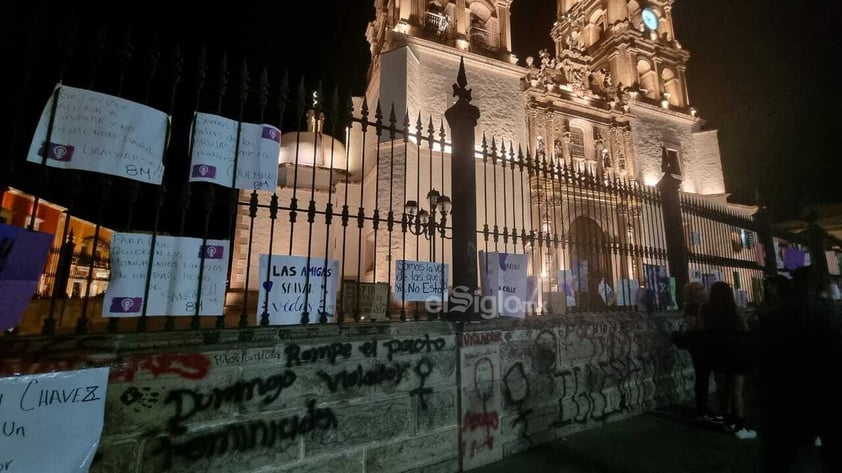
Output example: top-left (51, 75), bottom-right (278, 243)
top-left (814, 436), bottom-right (822, 447)
top-left (734, 427), bottom-right (757, 440)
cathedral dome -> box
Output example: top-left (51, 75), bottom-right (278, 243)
top-left (278, 131), bottom-right (348, 170)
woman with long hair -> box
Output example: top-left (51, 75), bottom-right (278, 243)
top-left (702, 281), bottom-right (756, 439)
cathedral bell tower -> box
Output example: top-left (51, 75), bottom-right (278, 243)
top-left (552, 0), bottom-right (690, 108)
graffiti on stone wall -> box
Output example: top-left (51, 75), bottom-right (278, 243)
top-left (462, 356), bottom-right (499, 459)
top-left (119, 386), bottom-right (162, 412)
top-left (502, 362), bottom-right (532, 441)
top-left (383, 335), bottom-right (446, 361)
top-left (462, 331), bottom-right (502, 346)
top-left (110, 353), bottom-right (211, 382)
top-left (498, 319), bottom-right (692, 440)
top-left (316, 362), bottom-right (409, 392)
top-left (136, 335), bottom-right (448, 469)
top-left (157, 399), bottom-right (337, 469)
top-left (409, 358), bottom-right (435, 410)
top-left (166, 370), bottom-right (298, 434)
top-left (0, 350), bottom-right (211, 383)
top-left (460, 340), bottom-right (502, 468)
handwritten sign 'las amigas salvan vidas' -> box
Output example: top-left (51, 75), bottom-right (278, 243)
top-left (0, 368), bottom-right (109, 473)
top-left (258, 255), bottom-right (340, 325)
top-left (26, 84), bottom-right (168, 185)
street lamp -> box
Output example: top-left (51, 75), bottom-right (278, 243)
top-left (405, 189), bottom-right (451, 259)
top-left (405, 189), bottom-right (451, 239)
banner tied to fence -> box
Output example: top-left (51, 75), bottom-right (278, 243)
top-left (27, 84), bottom-right (168, 184)
top-left (0, 223), bottom-right (54, 330)
top-left (188, 112), bottom-right (281, 191)
top-left (103, 233), bottom-right (230, 317)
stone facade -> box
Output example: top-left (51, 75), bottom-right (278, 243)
top-left (1, 312), bottom-right (692, 472)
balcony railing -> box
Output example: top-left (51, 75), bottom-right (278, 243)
top-left (469, 26), bottom-right (499, 53)
top-left (424, 11), bottom-right (454, 40)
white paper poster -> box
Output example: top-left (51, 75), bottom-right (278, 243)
top-left (826, 251), bottom-right (840, 276)
top-left (615, 279), bottom-right (640, 306)
top-left (26, 84), bottom-right (168, 184)
top-left (0, 367), bottom-right (109, 473)
top-left (394, 260), bottom-right (448, 302)
top-left (598, 278), bottom-right (616, 306)
top-left (558, 269), bottom-right (576, 307)
top-left (103, 233), bottom-right (230, 317)
top-left (479, 251), bottom-right (528, 318)
top-left (189, 112), bottom-right (281, 191)
top-left (257, 255), bottom-right (340, 325)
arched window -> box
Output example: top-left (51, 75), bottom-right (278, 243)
top-left (569, 128), bottom-right (585, 161)
top-left (585, 10), bottom-right (605, 47)
top-left (637, 60), bottom-right (657, 99)
top-left (661, 68), bottom-right (681, 106)
top-left (468, 1), bottom-right (498, 51)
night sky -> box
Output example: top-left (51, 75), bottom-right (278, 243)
top-left (4, 0), bottom-right (841, 223)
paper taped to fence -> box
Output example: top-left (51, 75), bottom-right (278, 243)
top-left (26, 84), bottom-right (168, 184)
top-left (395, 260), bottom-right (448, 302)
top-left (103, 233), bottom-right (229, 317)
top-left (0, 223), bottom-right (54, 330)
top-left (257, 255), bottom-right (340, 325)
top-left (479, 251), bottom-right (528, 318)
top-left (189, 112), bottom-right (281, 191)
top-left (0, 367), bottom-right (109, 473)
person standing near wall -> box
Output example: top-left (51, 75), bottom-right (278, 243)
top-left (703, 281), bottom-right (757, 439)
top-left (680, 281), bottom-right (720, 422)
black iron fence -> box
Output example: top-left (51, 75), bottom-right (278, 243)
top-left (679, 194), bottom-right (765, 303)
top-left (3, 19), bottom-right (835, 338)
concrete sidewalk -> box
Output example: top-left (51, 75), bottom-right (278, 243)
top-left (473, 405), bottom-right (827, 473)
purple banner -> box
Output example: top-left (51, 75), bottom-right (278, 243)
top-left (0, 223), bottom-right (54, 330)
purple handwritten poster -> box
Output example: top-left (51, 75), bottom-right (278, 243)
top-left (0, 223), bottom-right (54, 330)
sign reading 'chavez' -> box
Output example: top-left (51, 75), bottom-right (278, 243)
top-left (0, 368), bottom-right (109, 473)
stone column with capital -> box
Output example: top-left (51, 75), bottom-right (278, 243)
top-left (445, 58), bottom-right (480, 321)
top-left (677, 65), bottom-right (690, 107)
top-left (456, 0), bottom-right (468, 38)
top-left (651, 57), bottom-right (663, 99)
top-left (412, 0), bottom-right (425, 27)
